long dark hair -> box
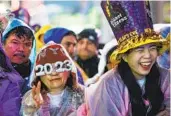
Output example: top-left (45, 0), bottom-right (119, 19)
top-left (118, 59), bottom-right (164, 116)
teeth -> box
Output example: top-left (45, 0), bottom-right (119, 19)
top-left (141, 62), bottom-right (151, 66)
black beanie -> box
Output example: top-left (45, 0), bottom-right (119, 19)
top-left (78, 28), bottom-right (98, 47)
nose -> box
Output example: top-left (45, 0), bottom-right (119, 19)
top-left (51, 69), bottom-right (58, 75)
top-left (143, 49), bottom-right (151, 58)
top-left (68, 45), bottom-right (75, 54)
top-left (18, 44), bottom-right (24, 51)
top-left (82, 42), bottom-right (88, 49)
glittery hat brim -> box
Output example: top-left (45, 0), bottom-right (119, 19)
top-left (110, 36), bottom-right (170, 66)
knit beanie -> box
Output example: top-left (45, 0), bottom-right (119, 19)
top-left (78, 28), bottom-right (98, 47)
top-left (44, 27), bottom-right (75, 44)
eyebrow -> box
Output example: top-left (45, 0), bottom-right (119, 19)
top-left (11, 38), bottom-right (19, 41)
top-left (149, 44), bottom-right (156, 47)
top-left (136, 44), bottom-right (156, 48)
top-left (11, 38), bottom-right (32, 43)
top-left (135, 46), bottom-right (144, 49)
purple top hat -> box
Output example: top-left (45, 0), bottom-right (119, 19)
top-left (101, 1), bottom-right (169, 65)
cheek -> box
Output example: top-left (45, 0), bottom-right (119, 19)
top-left (25, 49), bottom-right (32, 55)
top-left (61, 72), bottom-right (69, 82)
top-left (4, 45), bottom-right (16, 56)
top-left (5, 44), bottom-right (16, 51)
top-left (151, 52), bottom-right (158, 59)
top-left (127, 55), bottom-right (141, 67)
top-left (40, 77), bottom-right (50, 86)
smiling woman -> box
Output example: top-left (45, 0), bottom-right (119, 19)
top-left (21, 42), bottom-right (84, 116)
top-left (77, 1), bottom-right (170, 116)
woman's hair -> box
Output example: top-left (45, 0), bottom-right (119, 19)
top-left (32, 72), bottom-right (74, 93)
top-left (118, 59), bottom-right (164, 116)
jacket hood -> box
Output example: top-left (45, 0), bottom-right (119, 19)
top-left (35, 25), bottom-right (52, 52)
top-left (32, 42), bottom-right (78, 88)
top-left (2, 18), bottom-right (34, 42)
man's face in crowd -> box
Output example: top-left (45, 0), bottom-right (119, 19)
top-left (76, 38), bottom-right (97, 60)
top-left (3, 33), bottom-right (32, 64)
top-left (61, 35), bottom-right (77, 59)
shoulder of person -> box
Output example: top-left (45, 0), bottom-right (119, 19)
top-left (99, 68), bottom-right (122, 83)
top-left (85, 68), bottom-right (123, 95)
top-left (20, 90), bottom-right (39, 115)
top-left (158, 66), bottom-right (170, 77)
top-left (22, 90), bottom-right (33, 105)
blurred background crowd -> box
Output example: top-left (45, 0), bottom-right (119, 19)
top-left (0, 0), bottom-right (170, 48)
top-left (0, 1), bottom-right (170, 115)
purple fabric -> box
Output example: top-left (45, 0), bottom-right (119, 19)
top-left (157, 51), bottom-right (170, 69)
top-left (81, 67), bottom-right (170, 116)
top-left (101, 1), bottom-right (153, 42)
top-left (0, 42), bottom-right (23, 115)
top-left (12, 7), bottom-right (30, 25)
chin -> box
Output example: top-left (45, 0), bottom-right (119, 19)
top-left (140, 71), bottom-right (150, 77)
top-left (51, 83), bottom-right (63, 88)
top-left (12, 61), bottom-right (23, 64)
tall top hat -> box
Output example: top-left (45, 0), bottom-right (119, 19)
top-left (101, 1), bottom-right (169, 65)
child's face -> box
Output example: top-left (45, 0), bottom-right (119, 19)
top-left (123, 43), bottom-right (158, 79)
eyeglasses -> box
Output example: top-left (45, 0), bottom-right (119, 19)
top-left (35, 60), bottom-right (72, 76)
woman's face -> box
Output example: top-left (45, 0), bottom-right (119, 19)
top-left (40, 71), bottom-right (70, 94)
top-left (123, 43), bottom-right (158, 79)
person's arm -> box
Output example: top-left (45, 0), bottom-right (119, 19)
top-left (20, 81), bottom-right (44, 115)
top-left (20, 90), bottom-right (39, 116)
top-left (161, 69), bottom-right (170, 112)
top-left (80, 72), bottom-right (130, 116)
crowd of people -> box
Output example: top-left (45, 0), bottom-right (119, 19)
top-left (0, 1), bottom-right (170, 116)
